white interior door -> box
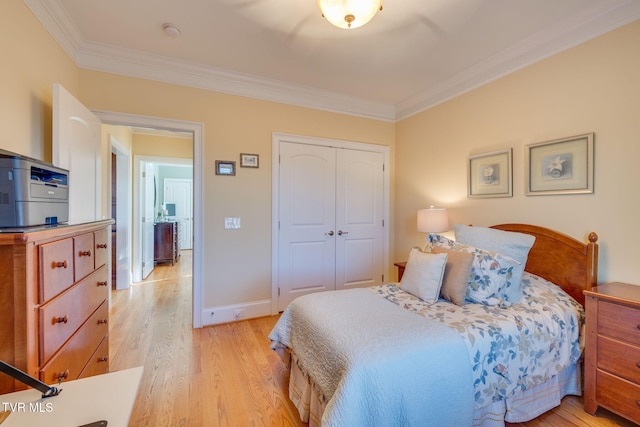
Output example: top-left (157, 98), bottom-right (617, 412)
top-left (53, 83), bottom-right (102, 223)
top-left (164, 178), bottom-right (193, 250)
top-left (278, 142), bottom-right (336, 311)
top-left (277, 141), bottom-right (386, 310)
top-left (335, 149), bottom-right (384, 290)
top-left (141, 162), bottom-right (155, 279)
top-left (111, 138), bottom-right (132, 290)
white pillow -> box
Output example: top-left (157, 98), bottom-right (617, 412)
top-left (454, 224), bottom-right (535, 303)
top-left (428, 234), bottom-right (520, 306)
top-left (400, 248), bottom-right (448, 304)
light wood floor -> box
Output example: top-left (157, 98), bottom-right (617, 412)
top-left (109, 253), bottom-right (636, 427)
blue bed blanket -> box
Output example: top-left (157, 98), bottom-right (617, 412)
top-left (269, 288), bottom-right (475, 427)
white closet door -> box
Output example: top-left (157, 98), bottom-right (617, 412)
top-left (164, 178), bottom-right (193, 250)
top-left (278, 142), bottom-right (336, 311)
top-left (335, 149), bottom-right (384, 290)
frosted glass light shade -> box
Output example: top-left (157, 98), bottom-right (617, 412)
top-left (318, 0), bottom-right (383, 29)
top-left (417, 207), bottom-right (449, 233)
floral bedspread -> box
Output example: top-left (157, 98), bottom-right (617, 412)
top-left (370, 272), bottom-right (585, 408)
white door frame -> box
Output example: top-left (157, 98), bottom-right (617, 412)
top-left (271, 132), bottom-right (390, 315)
top-left (109, 136), bottom-right (132, 290)
top-left (94, 110), bottom-right (204, 328)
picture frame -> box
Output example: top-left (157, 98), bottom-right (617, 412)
top-left (468, 148), bottom-right (513, 198)
top-left (525, 133), bottom-right (594, 195)
top-left (240, 153), bottom-right (259, 168)
top-left (215, 160), bottom-right (236, 176)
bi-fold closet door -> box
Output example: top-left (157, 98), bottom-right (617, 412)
top-left (277, 141), bottom-right (385, 311)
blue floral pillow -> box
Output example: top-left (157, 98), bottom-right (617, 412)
top-left (428, 234), bottom-right (520, 306)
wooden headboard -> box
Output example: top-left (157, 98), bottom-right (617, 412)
top-left (490, 224), bottom-right (598, 306)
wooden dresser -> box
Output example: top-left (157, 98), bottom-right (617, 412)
top-left (584, 282), bottom-right (640, 424)
top-left (154, 221), bottom-right (179, 265)
top-left (0, 220), bottom-right (113, 394)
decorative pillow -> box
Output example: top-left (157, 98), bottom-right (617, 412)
top-left (399, 248), bottom-right (448, 304)
top-left (431, 246), bottom-right (474, 306)
top-left (454, 224), bottom-right (535, 303)
top-left (428, 234), bottom-right (519, 306)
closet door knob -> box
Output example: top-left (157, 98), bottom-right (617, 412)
top-left (337, 230), bottom-right (349, 236)
top-left (324, 231), bottom-right (334, 236)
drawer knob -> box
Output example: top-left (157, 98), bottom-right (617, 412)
top-left (52, 260), bottom-right (68, 269)
top-left (96, 243), bottom-right (107, 249)
top-left (78, 250), bottom-right (92, 257)
top-left (97, 281), bottom-right (108, 287)
top-left (53, 315), bottom-right (68, 324)
top-left (97, 319), bottom-right (108, 325)
top-left (57, 370), bottom-right (69, 382)
top-left (98, 357), bottom-right (108, 363)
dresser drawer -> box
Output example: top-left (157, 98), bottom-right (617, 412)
top-left (74, 232), bottom-right (95, 281)
top-left (596, 370), bottom-right (640, 423)
top-left (39, 299), bottom-right (109, 384)
top-left (598, 300), bottom-right (640, 346)
top-left (78, 335), bottom-right (109, 379)
top-left (597, 336), bottom-right (640, 384)
top-left (93, 228), bottom-right (109, 269)
top-left (39, 238), bottom-right (74, 303)
top-left (39, 264), bottom-right (109, 362)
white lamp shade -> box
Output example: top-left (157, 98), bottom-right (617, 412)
top-left (318, 0), bottom-right (383, 29)
top-left (417, 207), bottom-right (449, 233)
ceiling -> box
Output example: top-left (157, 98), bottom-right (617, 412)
top-left (26, 0), bottom-right (640, 121)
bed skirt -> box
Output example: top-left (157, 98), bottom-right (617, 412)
top-left (283, 351), bottom-right (581, 427)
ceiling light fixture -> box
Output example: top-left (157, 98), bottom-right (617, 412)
top-left (162, 23), bottom-right (182, 38)
top-left (318, 0), bottom-right (383, 29)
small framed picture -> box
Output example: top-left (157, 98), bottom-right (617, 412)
top-left (468, 148), bottom-right (513, 198)
top-left (526, 133), bottom-right (594, 195)
top-left (215, 160), bottom-right (236, 176)
top-left (240, 153), bottom-right (259, 168)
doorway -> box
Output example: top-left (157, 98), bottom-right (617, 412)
top-left (96, 110), bottom-right (204, 328)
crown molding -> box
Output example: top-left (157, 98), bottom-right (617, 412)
top-left (395, 0), bottom-right (640, 120)
top-left (25, 0), bottom-right (640, 123)
top-left (76, 41), bottom-right (396, 121)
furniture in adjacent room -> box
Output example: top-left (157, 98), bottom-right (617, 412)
top-left (584, 281), bottom-right (640, 424)
top-left (0, 219), bottom-right (113, 394)
top-left (154, 221), bottom-right (179, 265)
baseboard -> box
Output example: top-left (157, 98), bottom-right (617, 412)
top-left (201, 299), bottom-right (271, 326)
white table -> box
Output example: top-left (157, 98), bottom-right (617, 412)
top-left (0, 367), bottom-right (143, 427)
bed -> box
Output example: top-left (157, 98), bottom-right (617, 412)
top-left (269, 224), bottom-right (599, 427)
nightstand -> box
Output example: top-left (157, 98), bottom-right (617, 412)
top-left (584, 282), bottom-right (640, 424)
top-left (394, 262), bottom-right (407, 281)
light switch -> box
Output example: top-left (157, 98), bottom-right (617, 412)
top-left (224, 217), bottom-right (241, 229)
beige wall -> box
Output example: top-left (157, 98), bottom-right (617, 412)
top-left (78, 71), bottom-right (396, 308)
top-left (0, 0), bottom-right (80, 161)
top-left (132, 133), bottom-right (193, 159)
top-left (395, 20), bottom-right (640, 284)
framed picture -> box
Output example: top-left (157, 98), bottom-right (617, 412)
top-left (215, 160), bottom-right (236, 176)
top-left (526, 133), bottom-right (594, 195)
top-left (240, 153), bottom-right (259, 168)
top-left (468, 148), bottom-right (513, 198)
